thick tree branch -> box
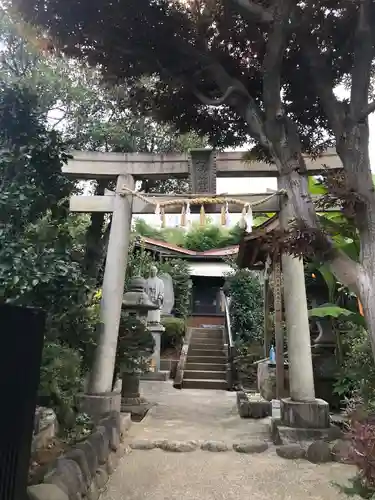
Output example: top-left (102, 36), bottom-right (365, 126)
top-left (262, 0), bottom-right (292, 122)
top-left (229, 0), bottom-right (273, 23)
top-left (350, 0), bottom-right (373, 121)
top-left (192, 85), bottom-right (237, 105)
top-left (302, 36), bottom-right (345, 139)
top-left (355, 101), bottom-right (375, 123)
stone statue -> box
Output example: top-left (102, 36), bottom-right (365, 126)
top-left (145, 265), bottom-right (164, 326)
top-left (160, 273), bottom-right (174, 315)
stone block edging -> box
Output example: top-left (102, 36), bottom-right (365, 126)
top-left (27, 412), bottom-right (131, 500)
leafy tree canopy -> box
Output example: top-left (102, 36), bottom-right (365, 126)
top-left (12, 0), bottom-right (372, 152)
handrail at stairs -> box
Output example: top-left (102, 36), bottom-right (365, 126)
top-left (173, 327), bottom-right (192, 389)
top-left (220, 290), bottom-right (238, 390)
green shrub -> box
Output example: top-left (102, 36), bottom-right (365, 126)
top-left (38, 342), bottom-right (84, 427)
top-left (334, 326), bottom-right (375, 408)
top-left (161, 317), bottom-right (185, 351)
top-left (159, 259), bottom-right (192, 318)
top-left (225, 267), bottom-right (264, 344)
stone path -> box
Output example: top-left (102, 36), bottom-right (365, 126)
top-left (102, 381), bottom-right (357, 500)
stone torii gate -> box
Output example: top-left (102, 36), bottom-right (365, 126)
top-left (64, 148), bottom-right (340, 417)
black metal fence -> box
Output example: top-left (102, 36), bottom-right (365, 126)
top-left (0, 304), bottom-right (45, 500)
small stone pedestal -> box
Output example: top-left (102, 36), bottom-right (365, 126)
top-left (141, 322), bottom-right (167, 381)
top-left (271, 398), bottom-right (340, 444)
top-left (78, 392), bottom-right (121, 423)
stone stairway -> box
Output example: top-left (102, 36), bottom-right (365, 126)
top-left (182, 327), bottom-right (227, 390)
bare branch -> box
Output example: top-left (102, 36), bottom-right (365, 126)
top-left (193, 85), bottom-right (237, 105)
top-left (350, 0), bottom-right (373, 120)
top-left (229, 0), bottom-right (273, 23)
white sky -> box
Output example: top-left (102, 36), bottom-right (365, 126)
top-left (217, 113), bottom-right (375, 194)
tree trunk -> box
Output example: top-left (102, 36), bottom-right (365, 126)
top-left (83, 179), bottom-right (108, 283)
top-left (336, 123), bottom-right (375, 360)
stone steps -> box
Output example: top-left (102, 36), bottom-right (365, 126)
top-left (182, 326), bottom-right (227, 390)
top-left (190, 338), bottom-right (223, 346)
top-left (182, 378), bottom-right (228, 390)
top-left (189, 348), bottom-right (224, 357)
top-left (185, 362), bottom-right (226, 371)
top-left (186, 355), bottom-right (226, 364)
top-left (184, 369), bottom-right (227, 380)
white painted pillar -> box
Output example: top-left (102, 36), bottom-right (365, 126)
top-left (278, 177), bottom-right (315, 402)
top-left (89, 174), bottom-right (134, 394)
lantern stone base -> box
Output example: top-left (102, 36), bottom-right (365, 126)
top-left (121, 371), bottom-right (155, 419)
top-left (78, 391), bottom-right (121, 422)
top-left (121, 397), bottom-right (154, 420)
top-left (141, 371), bottom-right (168, 381)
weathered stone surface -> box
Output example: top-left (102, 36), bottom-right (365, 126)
top-left (281, 398), bottom-right (330, 429)
top-left (99, 412), bottom-right (121, 451)
top-left (276, 444), bottom-right (306, 460)
top-left (86, 482), bottom-right (100, 500)
top-left (158, 440), bottom-right (198, 452)
top-left (237, 392), bottom-right (250, 418)
top-left (237, 392), bottom-right (271, 419)
top-left (119, 412), bottom-right (132, 441)
top-left (116, 442), bottom-right (131, 458)
top-left (233, 441), bottom-right (269, 454)
top-left (249, 399), bottom-right (272, 419)
top-left (87, 427), bottom-right (109, 465)
top-left (65, 448), bottom-right (91, 487)
top-left (201, 441), bottom-right (229, 452)
top-left (258, 362), bottom-right (289, 401)
top-left (44, 458), bottom-right (85, 499)
top-left (130, 439), bottom-right (156, 450)
top-left (32, 408), bottom-right (58, 452)
top-left (28, 484), bottom-right (68, 500)
top-left (257, 361), bottom-right (276, 401)
top-left (110, 451), bottom-right (120, 469)
top-left (106, 453), bottom-right (117, 474)
top-left (271, 417), bottom-right (342, 445)
top-left (95, 467), bottom-right (109, 490)
top-left (331, 439), bottom-right (354, 464)
top-left (34, 407), bottom-right (58, 434)
top-left (306, 440), bottom-right (332, 464)
top-left (78, 392), bottom-right (121, 422)
top-left (75, 440), bottom-right (98, 476)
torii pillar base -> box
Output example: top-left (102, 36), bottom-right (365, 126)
top-left (270, 398), bottom-right (340, 444)
top-left (78, 391), bottom-right (121, 423)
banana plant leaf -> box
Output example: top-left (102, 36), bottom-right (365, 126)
top-left (308, 303), bottom-right (365, 327)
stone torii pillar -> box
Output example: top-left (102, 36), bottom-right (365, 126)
top-left (275, 176), bottom-right (330, 440)
top-left (81, 174), bottom-right (135, 416)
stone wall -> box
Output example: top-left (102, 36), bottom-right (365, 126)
top-left (27, 411), bottom-right (131, 500)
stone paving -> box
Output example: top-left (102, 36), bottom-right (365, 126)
top-left (102, 381), bottom-right (358, 500)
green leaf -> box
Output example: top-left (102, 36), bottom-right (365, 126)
top-left (317, 264), bottom-right (336, 303)
top-left (308, 176), bottom-right (327, 195)
top-left (308, 303), bottom-right (365, 326)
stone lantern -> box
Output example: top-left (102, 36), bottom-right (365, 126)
top-left (122, 276), bottom-right (158, 321)
top-left (120, 276), bottom-right (158, 417)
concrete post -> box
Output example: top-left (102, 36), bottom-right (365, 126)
top-left (277, 176), bottom-right (315, 402)
top-left (88, 174), bottom-right (134, 395)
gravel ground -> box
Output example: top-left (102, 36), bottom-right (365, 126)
top-left (102, 381), bottom-right (358, 500)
